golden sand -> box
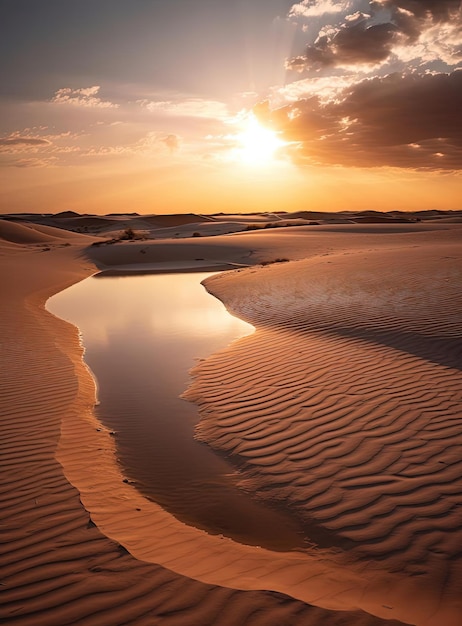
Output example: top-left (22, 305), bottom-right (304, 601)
top-left (1, 210), bottom-right (460, 625)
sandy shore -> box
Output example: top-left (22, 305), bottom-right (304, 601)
top-left (1, 210), bottom-right (461, 625)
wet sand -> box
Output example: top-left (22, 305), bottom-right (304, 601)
top-left (48, 272), bottom-right (305, 551)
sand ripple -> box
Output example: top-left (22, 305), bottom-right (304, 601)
top-left (185, 244), bottom-right (462, 624)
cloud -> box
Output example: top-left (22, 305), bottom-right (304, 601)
top-left (287, 20), bottom-right (404, 70)
top-left (276, 74), bottom-right (363, 103)
top-left (0, 136), bottom-right (51, 148)
top-left (137, 97), bottom-right (229, 120)
top-left (0, 129), bottom-right (86, 169)
top-left (51, 86), bottom-right (118, 108)
top-left (287, 0), bottom-right (462, 71)
top-left (289, 0), bottom-right (353, 17)
top-left (81, 132), bottom-right (182, 160)
top-left (160, 134), bottom-right (180, 152)
top-left (0, 120), bottom-right (181, 167)
top-left (0, 134), bottom-right (53, 157)
top-left (270, 69), bottom-right (462, 169)
top-left (374, 0), bottom-right (461, 22)
top-left (11, 158), bottom-right (55, 168)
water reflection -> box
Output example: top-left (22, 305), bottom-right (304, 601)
top-left (48, 272), bottom-right (306, 550)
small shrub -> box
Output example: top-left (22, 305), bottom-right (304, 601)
top-left (119, 227), bottom-right (136, 240)
top-left (260, 258), bottom-right (290, 266)
top-left (89, 228), bottom-right (145, 247)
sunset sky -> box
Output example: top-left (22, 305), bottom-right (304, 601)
top-left (1, 0), bottom-right (461, 214)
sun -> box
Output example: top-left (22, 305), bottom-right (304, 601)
top-left (233, 114), bottom-right (287, 166)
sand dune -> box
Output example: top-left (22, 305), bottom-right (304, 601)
top-left (1, 211), bottom-right (461, 625)
top-left (185, 242), bottom-right (462, 623)
top-left (0, 219), bottom-right (93, 246)
top-left (141, 213), bottom-right (214, 226)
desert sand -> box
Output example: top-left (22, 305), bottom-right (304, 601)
top-left (0, 209), bottom-right (461, 626)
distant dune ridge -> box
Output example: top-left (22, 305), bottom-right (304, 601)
top-left (0, 210), bottom-right (461, 626)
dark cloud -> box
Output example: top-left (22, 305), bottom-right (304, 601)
top-left (270, 70), bottom-right (462, 169)
top-left (287, 20), bottom-right (403, 70)
top-left (0, 137), bottom-right (51, 146)
top-left (288, 0), bottom-right (461, 70)
top-left (373, 0), bottom-right (461, 22)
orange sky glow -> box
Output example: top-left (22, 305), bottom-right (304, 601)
top-left (1, 1), bottom-right (461, 214)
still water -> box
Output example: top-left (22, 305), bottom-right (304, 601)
top-left (48, 272), bottom-right (305, 550)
